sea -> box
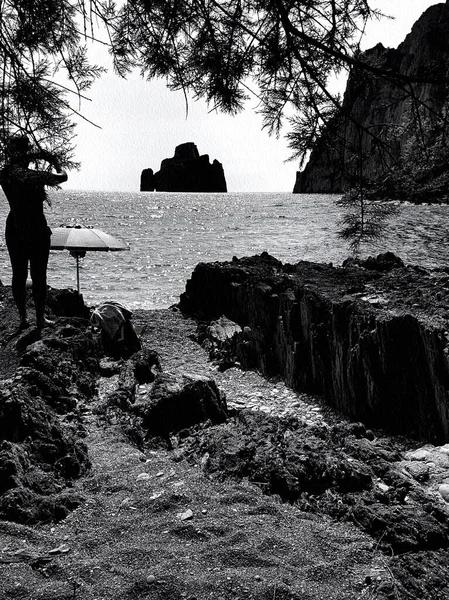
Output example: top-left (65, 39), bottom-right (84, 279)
top-left (0, 189), bottom-right (448, 310)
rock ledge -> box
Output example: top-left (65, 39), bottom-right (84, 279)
top-left (180, 252), bottom-right (449, 443)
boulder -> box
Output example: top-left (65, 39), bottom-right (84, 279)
top-left (104, 350), bottom-right (162, 412)
top-left (141, 142), bottom-right (227, 192)
top-left (46, 287), bottom-right (90, 319)
top-left (141, 373), bottom-right (228, 441)
top-left (342, 251), bottom-right (405, 272)
top-left (134, 349), bottom-right (162, 383)
top-left (206, 316), bottom-right (242, 344)
top-left (197, 316), bottom-right (242, 368)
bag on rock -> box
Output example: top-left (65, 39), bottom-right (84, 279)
top-left (90, 301), bottom-right (141, 357)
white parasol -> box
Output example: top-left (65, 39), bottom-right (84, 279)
top-left (50, 225), bottom-right (130, 293)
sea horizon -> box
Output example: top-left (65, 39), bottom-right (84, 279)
top-left (1, 189), bottom-right (448, 311)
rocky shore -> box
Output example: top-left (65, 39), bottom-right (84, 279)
top-left (180, 252), bottom-right (449, 443)
top-left (1, 255), bottom-right (449, 599)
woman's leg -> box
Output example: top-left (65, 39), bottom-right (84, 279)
top-left (5, 219), bottom-right (29, 328)
top-left (29, 227), bottom-right (51, 329)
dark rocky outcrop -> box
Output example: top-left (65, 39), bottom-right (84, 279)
top-left (181, 409), bottom-right (449, 554)
top-left (294, 2), bottom-right (449, 198)
top-left (46, 287), bottom-right (90, 319)
top-left (97, 349), bottom-right (227, 447)
top-left (140, 373), bottom-right (228, 441)
top-left (0, 317), bottom-right (102, 523)
top-left (101, 349), bottom-right (162, 412)
top-left (180, 252), bottom-right (449, 443)
top-left (140, 142), bottom-right (227, 192)
top-left (0, 286), bottom-right (127, 523)
top-left (0, 285), bottom-right (169, 523)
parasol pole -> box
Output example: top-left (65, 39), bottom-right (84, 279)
top-left (69, 250), bottom-right (84, 294)
top-left (76, 254), bottom-right (80, 294)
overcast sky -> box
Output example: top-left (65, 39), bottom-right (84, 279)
top-left (68, 1), bottom-right (443, 193)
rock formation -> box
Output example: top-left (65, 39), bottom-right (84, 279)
top-left (181, 410), bottom-right (449, 556)
top-left (140, 142), bottom-right (227, 192)
top-left (140, 167), bottom-right (154, 192)
top-left (180, 252), bottom-right (449, 443)
top-left (294, 2), bottom-right (449, 197)
top-left (0, 288), bottom-right (96, 523)
top-left (140, 373), bottom-right (228, 442)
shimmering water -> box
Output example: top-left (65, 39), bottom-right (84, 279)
top-left (0, 190), bottom-right (448, 309)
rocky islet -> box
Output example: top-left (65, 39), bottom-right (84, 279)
top-left (140, 142), bottom-right (227, 193)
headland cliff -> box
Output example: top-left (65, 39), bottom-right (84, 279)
top-left (294, 2), bottom-right (449, 202)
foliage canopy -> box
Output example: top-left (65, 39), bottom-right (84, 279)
top-left (0, 0), bottom-right (388, 166)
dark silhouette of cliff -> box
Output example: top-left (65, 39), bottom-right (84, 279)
top-left (294, 2), bottom-right (449, 198)
top-left (141, 143), bottom-right (227, 192)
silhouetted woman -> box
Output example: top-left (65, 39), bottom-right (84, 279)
top-left (0, 135), bottom-right (67, 330)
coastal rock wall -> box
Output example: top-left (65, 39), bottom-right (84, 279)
top-left (141, 142), bottom-right (227, 192)
top-left (294, 2), bottom-right (449, 195)
top-left (180, 253), bottom-right (449, 443)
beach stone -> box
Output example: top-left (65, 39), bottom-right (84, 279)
top-left (432, 452), bottom-right (449, 469)
top-left (197, 316), bottom-right (242, 368)
top-left (406, 447), bottom-right (433, 461)
top-left (48, 544), bottom-right (70, 555)
top-left (405, 462), bottom-right (430, 482)
top-left (207, 316), bottom-right (242, 343)
top-left (438, 484), bottom-right (449, 502)
top-left (180, 509), bottom-right (193, 521)
top-left (377, 482), bottom-right (389, 492)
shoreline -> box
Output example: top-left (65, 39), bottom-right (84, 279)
top-left (1, 255), bottom-right (449, 598)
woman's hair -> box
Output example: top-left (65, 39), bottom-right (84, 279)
top-left (6, 135), bottom-right (31, 157)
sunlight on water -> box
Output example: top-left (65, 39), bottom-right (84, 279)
top-left (0, 190), bottom-right (448, 309)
